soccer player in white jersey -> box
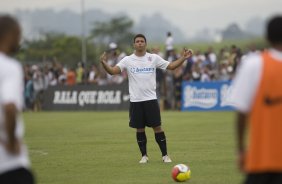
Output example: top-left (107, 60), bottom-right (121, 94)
top-left (0, 15), bottom-right (34, 183)
top-left (100, 34), bottom-right (193, 163)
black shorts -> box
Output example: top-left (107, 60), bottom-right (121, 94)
top-left (0, 167), bottom-right (35, 184)
top-left (244, 172), bottom-right (282, 184)
top-left (129, 99), bottom-right (161, 128)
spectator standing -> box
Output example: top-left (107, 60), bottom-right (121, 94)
top-left (165, 32), bottom-right (174, 59)
top-left (66, 68), bottom-right (76, 86)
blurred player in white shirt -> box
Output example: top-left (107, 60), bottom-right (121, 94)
top-left (0, 15), bottom-right (34, 184)
top-left (230, 15), bottom-right (282, 184)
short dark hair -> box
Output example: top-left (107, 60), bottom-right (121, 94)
top-left (133, 34), bottom-right (146, 43)
top-left (266, 15), bottom-right (282, 45)
top-left (0, 15), bottom-right (20, 41)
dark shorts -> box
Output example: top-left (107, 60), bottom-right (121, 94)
top-left (0, 167), bottom-right (35, 184)
top-left (244, 172), bottom-right (282, 184)
top-left (129, 99), bottom-right (161, 128)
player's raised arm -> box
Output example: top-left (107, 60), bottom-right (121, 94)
top-left (166, 48), bottom-right (193, 70)
top-left (100, 52), bottom-right (121, 75)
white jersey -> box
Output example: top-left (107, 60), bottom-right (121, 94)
top-left (229, 49), bottom-right (282, 113)
top-left (0, 52), bottom-right (30, 174)
top-left (117, 52), bottom-right (169, 102)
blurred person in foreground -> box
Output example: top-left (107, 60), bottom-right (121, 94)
top-left (229, 15), bottom-right (282, 184)
top-left (100, 34), bottom-right (193, 163)
top-left (0, 15), bottom-right (34, 184)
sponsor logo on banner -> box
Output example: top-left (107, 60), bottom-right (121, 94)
top-left (181, 81), bottom-right (234, 111)
top-left (183, 86), bottom-right (218, 108)
top-left (53, 90), bottom-right (129, 106)
top-left (220, 84), bottom-right (233, 107)
top-left (43, 83), bottom-right (130, 111)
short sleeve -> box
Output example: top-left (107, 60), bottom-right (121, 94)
top-left (116, 57), bottom-right (128, 72)
top-left (0, 63), bottom-right (24, 110)
top-left (154, 54), bottom-right (169, 70)
top-left (229, 54), bottom-right (262, 113)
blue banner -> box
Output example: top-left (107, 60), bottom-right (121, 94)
top-left (181, 81), bottom-right (234, 111)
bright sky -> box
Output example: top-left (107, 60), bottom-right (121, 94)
top-left (1, 0), bottom-right (282, 36)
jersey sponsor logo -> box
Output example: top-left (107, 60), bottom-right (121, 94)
top-left (264, 96), bottom-right (282, 106)
top-left (148, 56), bottom-right (152, 62)
top-left (130, 67), bottom-right (155, 74)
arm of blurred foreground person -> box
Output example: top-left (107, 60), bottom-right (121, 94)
top-left (4, 103), bottom-right (20, 155)
top-left (236, 112), bottom-right (247, 173)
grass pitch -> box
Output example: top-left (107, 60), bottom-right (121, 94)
top-left (23, 111), bottom-right (243, 184)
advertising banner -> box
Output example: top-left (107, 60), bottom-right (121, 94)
top-left (42, 83), bottom-right (129, 111)
top-left (181, 81), bottom-right (234, 111)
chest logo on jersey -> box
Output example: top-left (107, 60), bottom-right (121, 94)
top-left (130, 67), bottom-right (155, 74)
top-left (148, 56), bottom-right (152, 62)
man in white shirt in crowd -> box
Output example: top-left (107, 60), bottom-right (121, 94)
top-left (100, 34), bottom-right (193, 163)
top-left (165, 32), bottom-right (174, 59)
top-left (0, 15), bottom-right (34, 184)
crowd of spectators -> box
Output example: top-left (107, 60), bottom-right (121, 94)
top-left (23, 40), bottom-right (261, 111)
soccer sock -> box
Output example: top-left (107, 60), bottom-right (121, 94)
top-left (136, 132), bottom-right (147, 156)
top-left (155, 132), bottom-right (167, 156)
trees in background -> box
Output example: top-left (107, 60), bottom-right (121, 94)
top-left (18, 33), bottom-right (96, 66)
top-left (17, 16), bottom-right (135, 66)
top-left (90, 15), bottom-right (135, 50)
top-left (16, 15), bottom-right (266, 66)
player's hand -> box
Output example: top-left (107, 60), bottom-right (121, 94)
top-left (100, 52), bottom-right (107, 63)
top-left (182, 48), bottom-right (193, 59)
top-left (5, 139), bottom-right (21, 155)
top-left (237, 150), bottom-right (246, 173)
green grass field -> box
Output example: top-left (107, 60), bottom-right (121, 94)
top-left (23, 111), bottom-right (243, 184)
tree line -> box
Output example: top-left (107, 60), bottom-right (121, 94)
top-left (17, 16), bottom-right (134, 67)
